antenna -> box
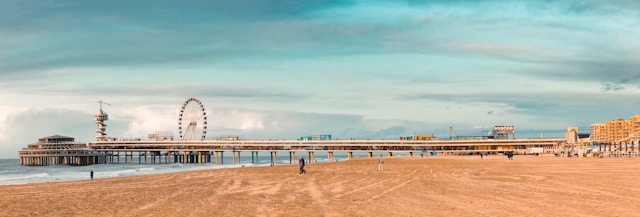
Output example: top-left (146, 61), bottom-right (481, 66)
top-left (98, 100), bottom-right (110, 110)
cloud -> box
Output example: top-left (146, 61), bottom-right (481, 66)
top-left (0, 108), bottom-right (127, 159)
top-left (601, 83), bottom-right (625, 92)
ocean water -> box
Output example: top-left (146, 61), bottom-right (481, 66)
top-left (0, 151), bottom-right (402, 186)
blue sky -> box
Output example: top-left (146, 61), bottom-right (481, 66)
top-left (1, 0), bottom-right (639, 158)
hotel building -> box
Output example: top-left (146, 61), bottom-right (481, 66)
top-left (590, 115), bottom-right (640, 144)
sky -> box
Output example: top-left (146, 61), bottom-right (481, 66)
top-left (1, 0), bottom-right (639, 158)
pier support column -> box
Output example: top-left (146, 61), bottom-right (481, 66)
top-left (388, 152), bottom-right (392, 157)
top-left (232, 151), bottom-right (236, 164)
top-left (410, 152), bottom-right (413, 157)
top-left (348, 152), bottom-right (352, 160)
top-left (198, 152), bottom-right (202, 164)
top-left (183, 152), bottom-right (187, 164)
top-left (289, 152), bottom-right (293, 164)
top-left (368, 152), bottom-right (372, 158)
top-left (328, 152), bottom-right (333, 163)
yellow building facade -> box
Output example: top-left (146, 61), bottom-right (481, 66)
top-left (590, 115), bottom-right (640, 144)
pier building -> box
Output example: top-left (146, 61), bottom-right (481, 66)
top-left (18, 135), bottom-right (107, 166)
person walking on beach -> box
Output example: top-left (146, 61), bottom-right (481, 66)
top-left (480, 153), bottom-right (483, 159)
top-left (90, 170), bottom-right (94, 180)
top-left (378, 155), bottom-right (384, 172)
top-left (298, 157), bottom-right (306, 174)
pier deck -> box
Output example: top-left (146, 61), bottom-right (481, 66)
top-left (19, 138), bottom-right (565, 166)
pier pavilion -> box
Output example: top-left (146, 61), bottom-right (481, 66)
top-left (18, 135), bottom-right (108, 166)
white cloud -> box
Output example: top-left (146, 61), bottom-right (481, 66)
top-left (0, 106), bottom-right (27, 142)
top-left (118, 105), bottom-right (178, 139)
top-left (0, 108), bottom-right (96, 158)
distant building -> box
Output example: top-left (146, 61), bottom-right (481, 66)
top-left (565, 126), bottom-right (579, 144)
top-left (590, 114), bottom-right (640, 144)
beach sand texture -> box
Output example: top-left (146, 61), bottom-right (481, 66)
top-left (2, 156), bottom-right (640, 216)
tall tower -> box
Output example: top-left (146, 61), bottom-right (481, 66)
top-left (94, 100), bottom-right (110, 141)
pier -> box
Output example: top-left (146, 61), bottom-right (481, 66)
top-left (19, 136), bottom-right (565, 166)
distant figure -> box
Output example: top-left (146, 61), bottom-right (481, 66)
top-left (480, 153), bottom-right (484, 159)
top-left (378, 155), bottom-right (384, 171)
top-left (298, 157), bottom-right (306, 174)
top-left (90, 170), bottom-right (94, 180)
top-left (507, 152), bottom-right (514, 160)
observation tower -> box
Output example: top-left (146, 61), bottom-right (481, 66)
top-left (94, 100), bottom-right (110, 141)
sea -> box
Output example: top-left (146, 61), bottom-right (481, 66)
top-left (0, 151), bottom-right (403, 186)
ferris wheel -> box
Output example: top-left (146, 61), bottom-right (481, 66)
top-left (178, 97), bottom-right (207, 140)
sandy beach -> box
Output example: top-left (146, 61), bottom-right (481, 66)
top-left (2, 155), bottom-right (640, 216)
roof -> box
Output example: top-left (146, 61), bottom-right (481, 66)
top-left (39, 135), bottom-right (74, 140)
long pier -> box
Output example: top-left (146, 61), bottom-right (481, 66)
top-left (19, 138), bottom-right (565, 166)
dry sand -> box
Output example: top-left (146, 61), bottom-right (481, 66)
top-left (2, 155), bottom-right (640, 216)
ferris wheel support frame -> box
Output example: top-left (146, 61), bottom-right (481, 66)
top-left (178, 97), bottom-right (208, 140)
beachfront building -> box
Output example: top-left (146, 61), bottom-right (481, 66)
top-left (590, 123), bottom-right (605, 143)
top-left (565, 126), bottom-right (579, 144)
top-left (590, 115), bottom-right (640, 144)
